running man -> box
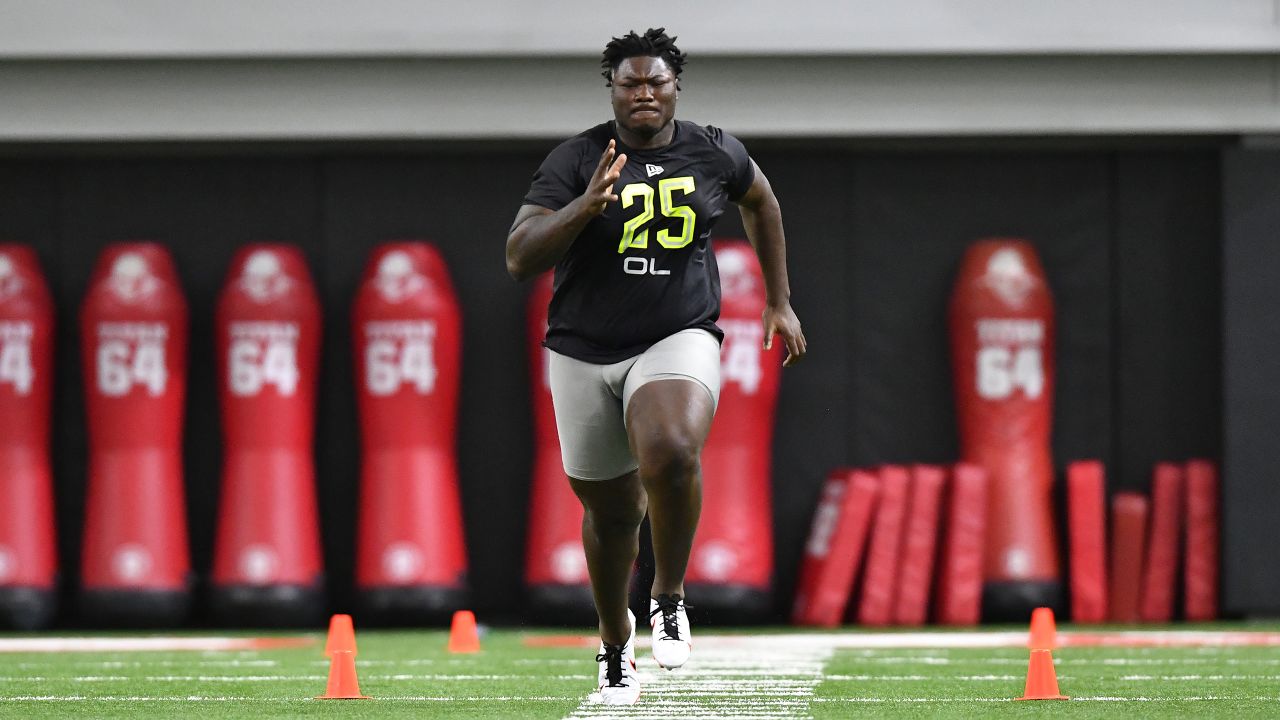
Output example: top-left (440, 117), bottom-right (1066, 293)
top-left (506, 28), bottom-right (806, 705)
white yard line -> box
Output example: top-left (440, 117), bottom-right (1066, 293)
top-left (0, 673), bottom-right (595, 683)
top-left (815, 696), bottom-right (1280, 703)
top-left (834, 655), bottom-right (1280, 666)
top-left (1117, 675), bottom-right (1280, 681)
top-left (7, 659), bottom-right (282, 669)
top-left (0, 695), bottom-right (572, 702)
top-left (826, 674), bottom-right (1022, 681)
top-left (683, 630), bottom-right (1280, 649)
top-left (0, 637), bottom-right (310, 653)
top-left (3, 629), bottom-right (1275, 655)
top-left (20, 670), bottom-right (1271, 685)
top-left (5, 694), bottom-right (1276, 704)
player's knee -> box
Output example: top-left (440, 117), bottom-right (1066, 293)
top-left (585, 500), bottom-right (646, 537)
top-left (637, 437), bottom-right (701, 488)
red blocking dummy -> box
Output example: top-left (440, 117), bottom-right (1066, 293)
top-left (80, 243), bottom-right (190, 625)
top-left (949, 239), bottom-right (1062, 620)
top-left (686, 240), bottom-right (783, 619)
top-left (524, 272), bottom-right (593, 621)
top-left (1139, 463), bottom-right (1184, 623)
top-left (1183, 460), bottom-right (1219, 621)
top-left (1109, 492), bottom-right (1149, 622)
top-left (353, 243), bottom-right (468, 620)
top-left (1067, 460), bottom-right (1108, 623)
top-left (0, 245), bottom-right (57, 629)
top-left (894, 465), bottom-right (946, 626)
top-left (935, 463), bottom-right (988, 625)
top-left (211, 245), bottom-right (325, 626)
top-left (856, 465), bottom-right (910, 626)
top-left (792, 469), bottom-right (879, 627)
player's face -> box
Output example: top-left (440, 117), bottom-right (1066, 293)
top-left (610, 56), bottom-right (677, 140)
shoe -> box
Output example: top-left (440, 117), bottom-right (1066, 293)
top-left (590, 611), bottom-right (639, 705)
top-left (649, 594), bottom-right (691, 670)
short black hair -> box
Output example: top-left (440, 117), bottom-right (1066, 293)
top-left (601, 28), bottom-right (686, 87)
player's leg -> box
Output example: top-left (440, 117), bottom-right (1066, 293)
top-left (570, 475), bottom-right (645, 704)
top-left (548, 350), bottom-right (643, 703)
top-left (622, 329), bottom-right (721, 669)
top-left (626, 379), bottom-right (713, 598)
top-left (570, 474), bottom-right (643, 704)
top-left (569, 473), bottom-right (646, 646)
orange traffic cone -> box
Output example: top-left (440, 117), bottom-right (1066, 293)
top-left (324, 614), bottom-right (357, 656)
top-left (1028, 606), bottom-right (1057, 650)
top-left (1015, 648), bottom-right (1068, 701)
top-left (448, 610), bottom-right (481, 653)
top-left (315, 650), bottom-right (371, 700)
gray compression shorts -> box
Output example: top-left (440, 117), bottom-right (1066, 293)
top-left (548, 328), bottom-right (722, 481)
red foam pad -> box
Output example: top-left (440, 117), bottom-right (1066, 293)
top-left (934, 463), bottom-right (988, 625)
top-left (856, 465), bottom-right (910, 626)
top-left (1067, 460), bottom-right (1108, 623)
top-left (1183, 459), bottom-right (1219, 621)
top-left (791, 469), bottom-right (879, 627)
top-left (1140, 463), bottom-right (1184, 622)
top-left (1109, 492), bottom-right (1149, 623)
top-left (893, 465), bottom-right (946, 626)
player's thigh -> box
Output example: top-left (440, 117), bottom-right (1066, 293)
top-left (548, 350), bottom-right (638, 481)
top-left (622, 329), bottom-right (721, 455)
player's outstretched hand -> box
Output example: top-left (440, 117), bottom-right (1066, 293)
top-left (763, 301), bottom-right (807, 367)
top-left (582, 140), bottom-right (628, 216)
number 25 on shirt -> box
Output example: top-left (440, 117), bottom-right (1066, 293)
top-left (617, 177), bottom-right (697, 254)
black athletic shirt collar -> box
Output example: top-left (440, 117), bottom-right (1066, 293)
top-left (610, 120), bottom-right (680, 156)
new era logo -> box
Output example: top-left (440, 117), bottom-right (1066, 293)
top-left (645, 164), bottom-right (665, 178)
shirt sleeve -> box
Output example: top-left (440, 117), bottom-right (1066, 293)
top-left (709, 126), bottom-right (755, 202)
top-left (522, 139), bottom-right (588, 211)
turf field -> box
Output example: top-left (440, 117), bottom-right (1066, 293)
top-left (0, 625), bottom-right (1277, 718)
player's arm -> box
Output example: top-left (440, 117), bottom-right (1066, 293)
top-left (736, 159), bottom-right (807, 367)
top-left (505, 140), bottom-right (628, 281)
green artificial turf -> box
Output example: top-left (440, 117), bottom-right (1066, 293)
top-left (814, 643), bottom-right (1280, 719)
top-left (0, 626), bottom-right (1276, 719)
top-left (0, 629), bottom-right (586, 719)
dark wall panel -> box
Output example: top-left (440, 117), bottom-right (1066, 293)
top-left (0, 144), bottom-right (1228, 623)
top-left (1221, 149), bottom-right (1280, 615)
top-left (0, 162), bottom-right (59, 258)
top-left (1114, 153), bottom-right (1222, 489)
top-left (735, 149), bottom-right (854, 613)
top-left (849, 154), bottom-right (1114, 473)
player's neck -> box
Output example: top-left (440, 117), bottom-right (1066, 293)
top-left (615, 121), bottom-right (675, 151)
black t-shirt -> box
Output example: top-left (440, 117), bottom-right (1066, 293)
top-left (523, 120), bottom-right (755, 363)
